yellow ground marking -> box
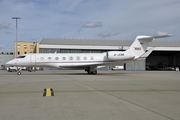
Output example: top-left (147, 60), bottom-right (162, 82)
top-left (46, 88), bottom-right (51, 97)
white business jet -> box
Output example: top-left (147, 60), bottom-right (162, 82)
top-left (6, 34), bottom-right (172, 75)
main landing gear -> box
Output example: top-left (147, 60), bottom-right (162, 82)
top-left (85, 68), bottom-right (97, 75)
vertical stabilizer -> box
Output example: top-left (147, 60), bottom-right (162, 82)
top-left (125, 34), bottom-right (172, 59)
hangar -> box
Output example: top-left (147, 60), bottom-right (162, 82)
top-left (0, 51), bottom-right (14, 70)
top-left (39, 38), bottom-right (180, 71)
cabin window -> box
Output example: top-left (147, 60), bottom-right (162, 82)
top-left (69, 56), bottom-right (73, 60)
top-left (40, 57), bottom-right (44, 60)
top-left (55, 57), bottom-right (59, 60)
top-left (84, 57), bottom-right (87, 60)
top-left (77, 56), bottom-right (80, 60)
top-left (91, 56), bottom-right (94, 60)
top-left (48, 57), bottom-right (52, 60)
top-left (62, 57), bottom-right (66, 60)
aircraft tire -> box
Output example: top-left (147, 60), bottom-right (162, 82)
top-left (17, 71), bottom-right (21, 75)
top-left (92, 70), bottom-right (97, 75)
top-left (87, 70), bottom-right (97, 75)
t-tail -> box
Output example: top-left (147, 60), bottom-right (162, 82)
top-left (125, 34), bottom-right (173, 59)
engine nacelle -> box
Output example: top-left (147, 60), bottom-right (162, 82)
top-left (107, 51), bottom-right (135, 61)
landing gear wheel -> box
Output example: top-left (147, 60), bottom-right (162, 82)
top-left (85, 68), bottom-right (97, 75)
top-left (17, 71), bottom-right (21, 75)
top-left (92, 70), bottom-right (97, 75)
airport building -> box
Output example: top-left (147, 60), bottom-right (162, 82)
top-left (39, 38), bottom-right (180, 71)
top-left (14, 41), bottom-right (39, 58)
top-left (0, 51), bottom-right (14, 70)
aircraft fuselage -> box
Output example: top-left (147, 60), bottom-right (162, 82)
top-left (7, 52), bottom-right (135, 69)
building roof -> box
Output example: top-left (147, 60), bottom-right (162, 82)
top-left (40, 38), bottom-right (180, 47)
top-left (40, 38), bottom-right (133, 46)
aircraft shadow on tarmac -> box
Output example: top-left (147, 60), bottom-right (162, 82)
top-left (4, 70), bottom-right (130, 76)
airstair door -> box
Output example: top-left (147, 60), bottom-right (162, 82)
top-left (30, 54), bottom-right (36, 67)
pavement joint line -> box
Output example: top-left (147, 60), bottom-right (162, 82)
top-left (0, 89), bottom-right (180, 95)
top-left (104, 90), bottom-right (175, 120)
top-left (54, 89), bottom-right (180, 93)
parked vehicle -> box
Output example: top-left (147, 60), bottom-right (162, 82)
top-left (112, 66), bottom-right (124, 70)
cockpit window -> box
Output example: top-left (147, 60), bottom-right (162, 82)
top-left (17, 56), bottom-right (26, 58)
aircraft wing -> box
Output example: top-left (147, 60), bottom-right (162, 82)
top-left (59, 62), bottom-right (106, 69)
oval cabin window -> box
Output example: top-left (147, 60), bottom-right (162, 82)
top-left (91, 56), bottom-right (94, 60)
top-left (77, 56), bottom-right (80, 60)
top-left (69, 57), bottom-right (73, 60)
top-left (55, 57), bottom-right (59, 60)
top-left (40, 57), bottom-right (44, 60)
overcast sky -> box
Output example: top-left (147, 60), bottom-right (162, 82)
top-left (0, 0), bottom-right (180, 50)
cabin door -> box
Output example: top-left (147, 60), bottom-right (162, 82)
top-left (30, 54), bottom-right (36, 66)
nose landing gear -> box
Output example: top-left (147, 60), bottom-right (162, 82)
top-left (17, 71), bottom-right (21, 75)
top-left (17, 67), bottom-right (22, 75)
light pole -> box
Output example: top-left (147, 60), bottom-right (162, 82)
top-left (12, 17), bottom-right (21, 58)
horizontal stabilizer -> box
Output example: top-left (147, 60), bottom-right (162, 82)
top-left (137, 47), bottom-right (155, 60)
top-left (138, 34), bottom-right (173, 41)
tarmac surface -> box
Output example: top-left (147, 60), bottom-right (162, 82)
top-left (0, 70), bottom-right (180, 120)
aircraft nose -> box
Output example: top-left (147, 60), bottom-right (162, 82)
top-left (6, 60), bottom-right (14, 66)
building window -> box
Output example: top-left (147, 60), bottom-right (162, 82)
top-left (50, 49), bottom-right (60, 53)
top-left (71, 49), bottom-right (81, 53)
top-left (24, 45), bottom-right (27, 49)
top-left (24, 52), bottom-right (27, 54)
top-left (60, 49), bottom-right (69, 53)
top-left (17, 45), bottom-right (20, 49)
top-left (18, 52), bottom-right (20, 55)
top-left (30, 45), bottom-right (34, 49)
